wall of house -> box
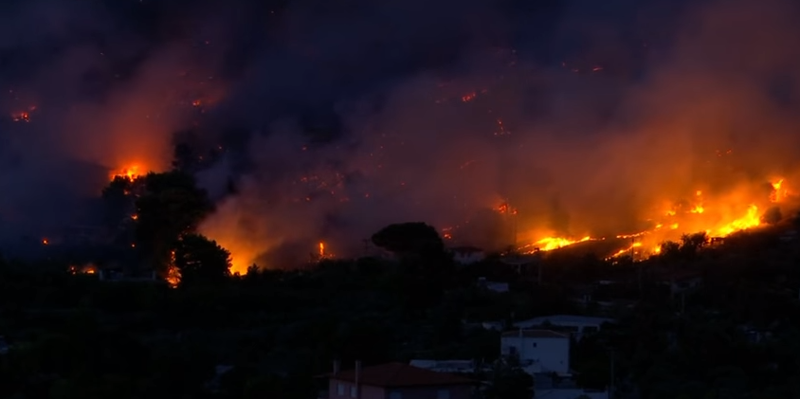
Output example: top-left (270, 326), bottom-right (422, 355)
top-left (328, 380), bottom-right (473, 399)
top-left (535, 388), bottom-right (608, 399)
top-left (329, 379), bottom-right (385, 399)
top-left (454, 252), bottom-right (485, 265)
top-left (384, 385), bottom-right (474, 399)
top-left (500, 336), bottom-right (570, 374)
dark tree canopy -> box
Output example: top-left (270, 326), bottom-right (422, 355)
top-left (134, 171), bottom-right (215, 272)
top-left (484, 358), bottom-right (534, 399)
top-left (371, 222), bottom-right (444, 256)
top-left (173, 233), bottom-right (231, 285)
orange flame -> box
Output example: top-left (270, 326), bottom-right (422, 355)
top-left (110, 165), bottom-right (144, 181)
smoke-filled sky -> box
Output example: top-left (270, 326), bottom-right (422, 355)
top-left (2, 0), bottom-right (800, 269)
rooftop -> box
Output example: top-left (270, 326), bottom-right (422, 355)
top-left (501, 329), bottom-right (569, 339)
top-left (515, 315), bottom-right (615, 326)
top-left (325, 363), bottom-right (475, 388)
top-left (451, 246), bottom-right (483, 254)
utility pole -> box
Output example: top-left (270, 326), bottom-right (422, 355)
top-left (535, 248), bottom-right (542, 285)
top-left (609, 350), bottom-right (616, 399)
top-left (634, 237), bottom-right (643, 297)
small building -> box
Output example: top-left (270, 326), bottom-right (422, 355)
top-left (0, 336), bottom-right (9, 355)
top-left (451, 246), bottom-right (485, 265)
top-left (500, 330), bottom-right (570, 375)
top-left (514, 315), bottom-right (615, 340)
top-left (324, 362), bottom-right (476, 399)
top-left (534, 373), bottom-right (609, 399)
top-left (477, 277), bottom-right (510, 293)
top-left (657, 270), bottom-right (703, 296)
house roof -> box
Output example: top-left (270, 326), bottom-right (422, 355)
top-left (501, 329), bottom-right (569, 339)
top-left (451, 246), bottom-right (483, 254)
top-left (325, 362), bottom-right (475, 388)
top-left (659, 270), bottom-right (703, 282)
top-left (515, 314), bottom-right (615, 327)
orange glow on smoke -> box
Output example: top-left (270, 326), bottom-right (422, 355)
top-left (110, 165), bottom-right (145, 181)
top-left (319, 241), bottom-right (325, 257)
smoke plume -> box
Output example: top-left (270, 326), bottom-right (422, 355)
top-left (2, 0), bottom-right (799, 269)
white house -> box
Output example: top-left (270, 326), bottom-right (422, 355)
top-left (451, 246), bottom-right (486, 265)
top-left (477, 277), bottom-right (510, 293)
top-left (500, 329), bottom-right (570, 376)
top-left (534, 373), bottom-right (609, 399)
top-left (514, 315), bottom-right (614, 340)
top-left (0, 336), bottom-right (9, 355)
top-left (657, 271), bottom-right (703, 296)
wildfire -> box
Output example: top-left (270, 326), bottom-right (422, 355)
top-left (165, 250), bottom-right (180, 288)
top-left (68, 263), bottom-right (98, 275)
top-left (770, 179), bottom-right (788, 203)
top-left (10, 105), bottom-right (36, 122)
top-left (110, 165), bottom-right (144, 181)
top-left (319, 241), bottom-right (325, 257)
top-left (533, 236), bottom-right (593, 252)
top-left (714, 204), bottom-right (760, 236)
top-left (519, 178), bottom-right (793, 261)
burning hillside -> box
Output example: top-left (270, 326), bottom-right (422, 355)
top-left (510, 177), bottom-right (795, 259)
top-left (2, 0), bottom-right (800, 274)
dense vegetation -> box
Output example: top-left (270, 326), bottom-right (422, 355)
top-left (3, 146), bottom-right (800, 398)
top-left (2, 216), bottom-right (800, 398)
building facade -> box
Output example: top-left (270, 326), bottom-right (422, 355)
top-left (325, 362), bottom-right (475, 399)
top-left (500, 330), bottom-right (571, 375)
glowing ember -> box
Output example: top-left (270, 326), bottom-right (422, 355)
top-left (165, 250), bottom-right (180, 288)
top-left (10, 106), bottom-right (36, 122)
top-left (41, 238), bottom-right (48, 245)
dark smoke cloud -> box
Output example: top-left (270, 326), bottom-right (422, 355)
top-left (2, 0), bottom-right (799, 269)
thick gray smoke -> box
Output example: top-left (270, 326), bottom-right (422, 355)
top-left (2, 0), bottom-right (799, 268)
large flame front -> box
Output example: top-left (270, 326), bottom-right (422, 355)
top-left (509, 177), bottom-right (792, 258)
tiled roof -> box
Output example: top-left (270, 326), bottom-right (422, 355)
top-left (501, 329), bottom-right (569, 339)
top-left (326, 362), bottom-right (475, 388)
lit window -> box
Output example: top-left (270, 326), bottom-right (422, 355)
top-left (437, 389), bottom-right (450, 399)
top-left (337, 384), bottom-right (344, 395)
top-left (389, 392), bottom-right (403, 399)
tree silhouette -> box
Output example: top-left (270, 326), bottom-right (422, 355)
top-left (484, 357), bottom-right (534, 399)
top-left (371, 222), bottom-right (444, 256)
top-left (173, 234), bottom-right (231, 285)
top-left (133, 171), bottom-right (214, 273)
